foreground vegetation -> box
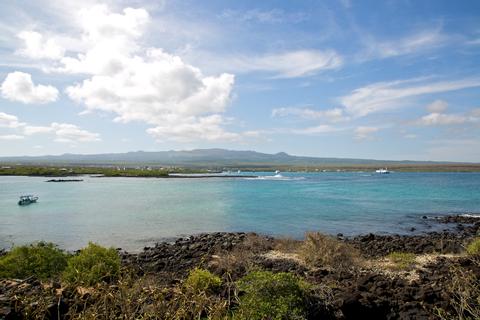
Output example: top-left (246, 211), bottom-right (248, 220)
top-left (1, 234), bottom-right (479, 319)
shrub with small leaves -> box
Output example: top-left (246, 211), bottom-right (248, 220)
top-left (0, 242), bottom-right (68, 280)
top-left (184, 268), bottom-right (222, 293)
top-left (235, 271), bottom-right (309, 320)
top-left (63, 242), bottom-right (120, 286)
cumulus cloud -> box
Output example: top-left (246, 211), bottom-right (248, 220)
top-left (1, 71), bottom-right (59, 104)
top-left (0, 112), bottom-right (25, 128)
top-left (341, 78), bottom-right (480, 117)
top-left (272, 107), bottom-right (346, 122)
top-left (354, 126), bottom-right (379, 139)
top-left (25, 4), bottom-right (240, 142)
top-left (50, 122), bottom-right (100, 143)
top-left (17, 31), bottom-right (65, 60)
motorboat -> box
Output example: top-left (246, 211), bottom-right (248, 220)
top-left (18, 195), bottom-right (38, 206)
top-left (375, 168), bottom-right (390, 174)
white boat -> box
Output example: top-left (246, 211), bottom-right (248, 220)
top-left (375, 168), bottom-right (390, 174)
top-left (18, 195), bottom-right (38, 206)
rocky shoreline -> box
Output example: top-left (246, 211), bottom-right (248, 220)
top-left (1, 214), bottom-right (479, 319)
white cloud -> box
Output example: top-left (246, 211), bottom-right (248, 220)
top-left (23, 125), bottom-right (54, 135)
top-left (417, 113), bottom-right (470, 126)
top-left (42, 5), bottom-right (239, 142)
top-left (272, 107), bottom-right (346, 122)
top-left (1, 112), bottom-right (100, 143)
top-left (354, 126), bottom-right (379, 139)
top-left (360, 29), bottom-right (448, 60)
top-left (341, 78), bottom-right (480, 117)
top-left (414, 100), bottom-right (480, 126)
top-left (233, 49), bottom-right (343, 78)
top-left (219, 8), bottom-right (307, 24)
top-left (0, 112), bottom-right (25, 128)
top-left (0, 134), bottom-right (24, 140)
top-left (147, 115), bottom-right (239, 142)
top-left (426, 99), bottom-right (448, 113)
top-left (1, 71), bottom-right (59, 104)
top-left (17, 31), bottom-right (65, 60)
top-left (292, 124), bottom-right (341, 134)
top-left (50, 122), bottom-right (100, 143)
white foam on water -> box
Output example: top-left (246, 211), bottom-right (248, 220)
top-left (245, 175), bottom-right (306, 181)
top-left (460, 213), bottom-right (480, 218)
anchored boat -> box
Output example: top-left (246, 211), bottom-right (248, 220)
top-left (18, 195), bottom-right (38, 206)
top-left (375, 168), bottom-right (390, 174)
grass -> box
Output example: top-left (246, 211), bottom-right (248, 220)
top-left (63, 242), bottom-right (120, 286)
top-left (299, 232), bottom-right (362, 269)
top-left (0, 242), bottom-right (68, 280)
top-left (466, 238), bottom-right (480, 256)
top-left (386, 252), bottom-right (416, 270)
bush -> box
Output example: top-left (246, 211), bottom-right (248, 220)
top-left (0, 242), bottom-right (68, 280)
top-left (235, 271), bottom-right (309, 320)
top-left (299, 232), bottom-right (361, 269)
top-left (466, 238), bottom-right (480, 256)
top-left (184, 268), bottom-right (222, 293)
top-left (63, 242), bottom-right (120, 286)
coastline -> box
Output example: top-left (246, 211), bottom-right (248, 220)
top-left (1, 214), bottom-right (479, 319)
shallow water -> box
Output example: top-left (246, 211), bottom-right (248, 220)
top-left (1, 172), bottom-right (479, 251)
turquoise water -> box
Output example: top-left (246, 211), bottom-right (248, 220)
top-left (1, 172), bottom-right (479, 251)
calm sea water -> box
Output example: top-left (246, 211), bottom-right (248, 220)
top-left (1, 172), bottom-right (479, 251)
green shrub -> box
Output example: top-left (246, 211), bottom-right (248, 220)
top-left (387, 252), bottom-right (416, 270)
top-left (0, 242), bottom-right (68, 280)
top-left (235, 271), bottom-right (309, 320)
top-left (184, 268), bottom-right (222, 293)
top-left (466, 238), bottom-right (480, 256)
top-left (63, 242), bottom-right (120, 286)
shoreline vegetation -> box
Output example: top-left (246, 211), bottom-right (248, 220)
top-left (1, 164), bottom-right (480, 179)
top-left (1, 215), bottom-right (479, 319)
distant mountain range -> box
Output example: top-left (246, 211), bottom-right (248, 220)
top-left (0, 149), bottom-right (467, 168)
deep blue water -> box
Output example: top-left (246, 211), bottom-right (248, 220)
top-left (1, 172), bottom-right (479, 251)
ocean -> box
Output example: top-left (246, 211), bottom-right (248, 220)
top-left (1, 172), bottom-right (479, 251)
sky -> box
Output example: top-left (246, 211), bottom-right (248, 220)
top-left (0, 0), bottom-right (479, 161)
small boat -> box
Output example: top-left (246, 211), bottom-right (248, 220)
top-left (375, 168), bottom-right (390, 174)
top-left (18, 195), bottom-right (38, 206)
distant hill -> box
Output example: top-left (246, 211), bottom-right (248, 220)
top-left (0, 149), bottom-right (464, 168)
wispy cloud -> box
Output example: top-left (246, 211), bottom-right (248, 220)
top-left (413, 100), bottom-right (480, 126)
top-left (223, 49), bottom-right (343, 78)
top-left (358, 28), bottom-right (449, 61)
top-left (354, 126), bottom-right (379, 140)
top-left (340, 77), bottom-right (480, 117)
top-left (292, 124), bottom-right (342, 135)
top-left (272, 107), bottom-right (346, 122)
top-left (219, 8), bottom-right (307, 24)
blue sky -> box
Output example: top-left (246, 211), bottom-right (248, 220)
top-left (0, 0), bottom-right (479, 161)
